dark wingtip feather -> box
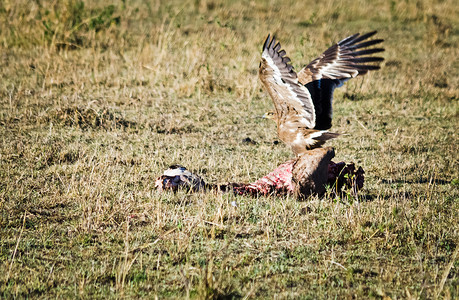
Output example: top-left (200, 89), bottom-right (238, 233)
top-left (262, 34), bottom-right (271, 52)
top-left (338, 33), bottom-right (360, 46)
top-left (351, 57), bottom-right (385, 63)
top-left (270, 36), bottom-right (277, 50)
top-left (351, 48), bottom-right (385, 57)
top-left (340, 31), bottom-right (380, 47)
top-left (351, 39), bottom-right (385, 50)
top-left (274, 42), bottom-right (282, 52)
top-left (355, 65), bottom-right (381, 71)
top-left (262, 33), bottom-right (296, 75)
top-left (351, 31), bottom-right (378, 44)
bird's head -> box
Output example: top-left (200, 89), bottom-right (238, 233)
top-left (262, 111), bottom-right (277, 121)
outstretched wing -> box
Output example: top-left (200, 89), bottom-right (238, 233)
top-left (258, 34), bottom-right (316, 129)
top-left (297, 31), bottom-right (384, 85)
top-left (298, 31), bottom-right (384, 130)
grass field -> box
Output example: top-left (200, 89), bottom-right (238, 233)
top-left (1, 0), bottom-right (458, 298)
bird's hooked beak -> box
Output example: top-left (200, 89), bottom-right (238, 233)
top-left (261, 111), bottom-right (276, 120)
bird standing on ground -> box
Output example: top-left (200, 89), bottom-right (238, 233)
top-left (259, 31), bottom-right (384, 156)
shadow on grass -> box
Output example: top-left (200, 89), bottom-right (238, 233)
top-left (380, 178), bottom-right (451, 185)
top-left (359, 191), bottom-right (414, 202)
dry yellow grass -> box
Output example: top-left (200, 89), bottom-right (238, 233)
top-left (0, 0), bottom-right (458, 298)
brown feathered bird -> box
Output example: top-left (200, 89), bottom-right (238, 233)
top-left (259, 31), bottom-right (384, 156)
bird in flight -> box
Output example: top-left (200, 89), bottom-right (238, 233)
top-left (258, 31), bottom-right (384, 156)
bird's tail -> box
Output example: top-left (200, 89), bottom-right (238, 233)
top-left (313, 131), bottom-right (340, 141)
top-left (305, 130), bottom-right (340, 150)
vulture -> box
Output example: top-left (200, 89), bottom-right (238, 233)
top-left (259, 31), bottom-right (384, 156)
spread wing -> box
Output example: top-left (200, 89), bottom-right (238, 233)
top-left (297, 31), bottom-right (384, 85)
top-left (258, 34), bottom-right (316, 129)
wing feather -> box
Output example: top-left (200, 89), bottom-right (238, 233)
top-left (297, 31), bottom-right (385, 85)
top-left (258, 34), bottom-right (316, 129)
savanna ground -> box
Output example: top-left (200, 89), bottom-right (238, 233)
top-left (0, 0), bottom-right (458, 298)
